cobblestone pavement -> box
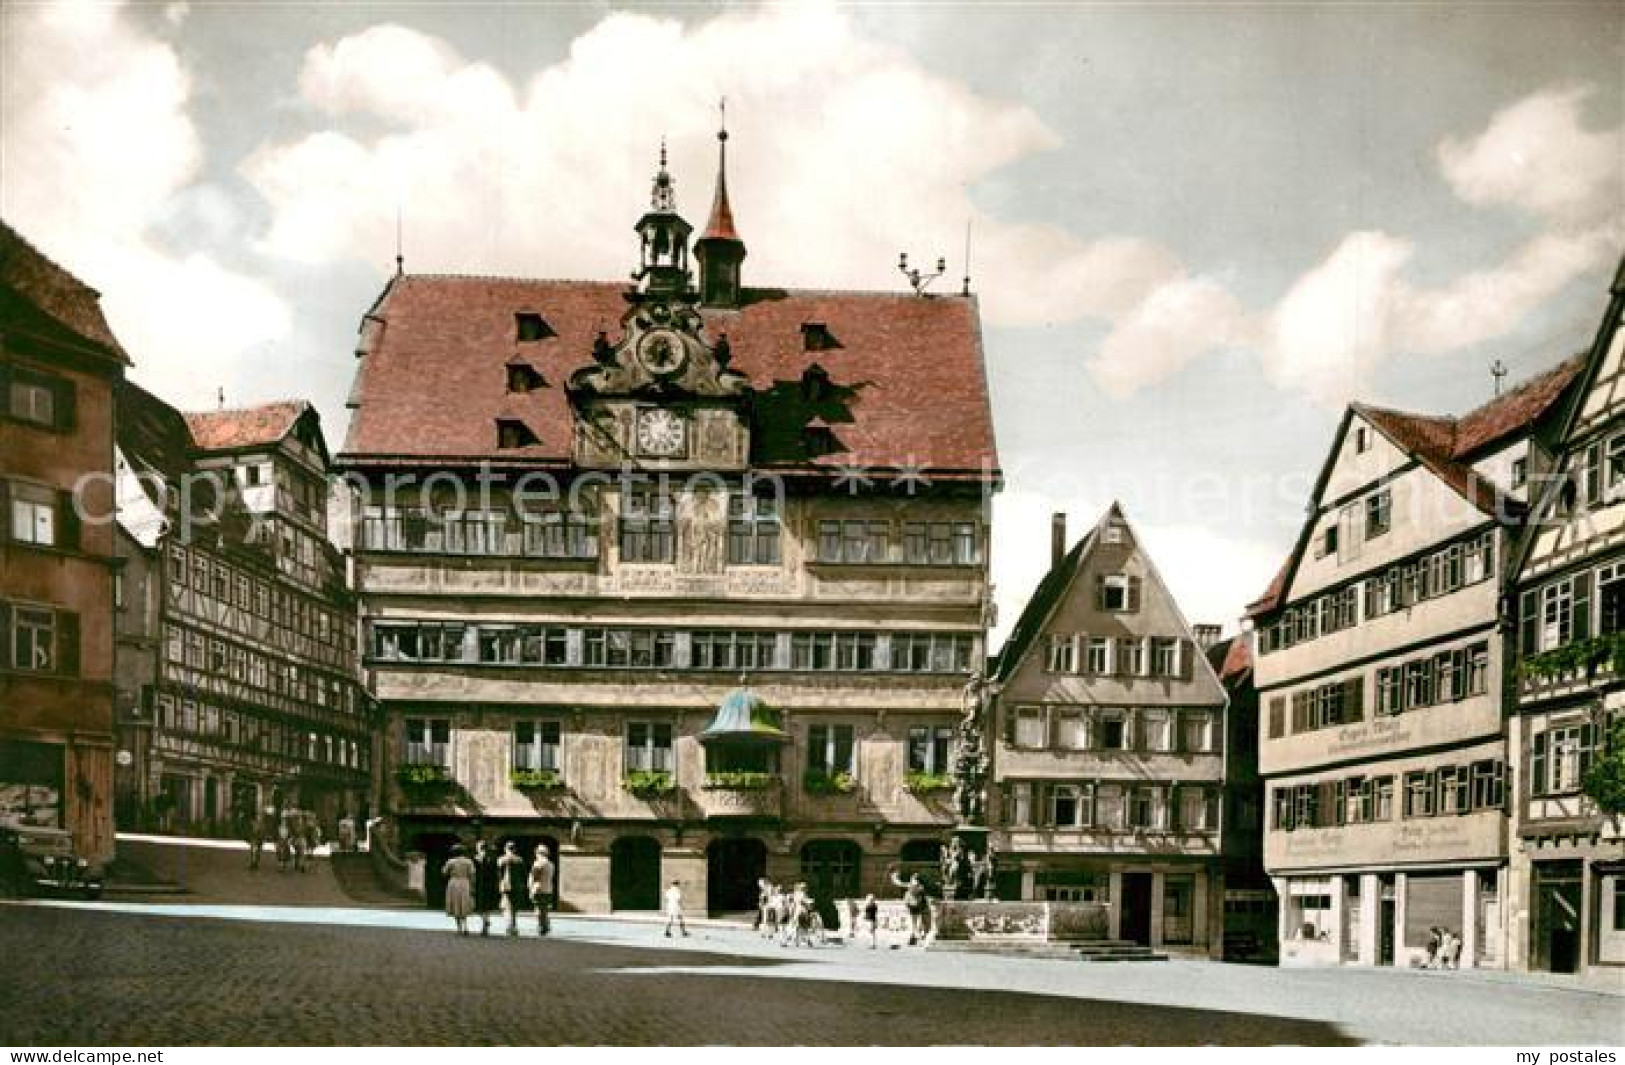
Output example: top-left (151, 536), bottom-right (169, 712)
top-left (0, 904), bottom-right (1352, 1046)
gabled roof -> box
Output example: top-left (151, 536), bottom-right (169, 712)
top-left (993, 502), bottom-right (1229, 703)
top-left (340, 275), bottom-right (999, 478)
top-left (0, 219), bottom-right (129, 364)
top-left (184, 400), bottom-right (312, 453)
top-left (1247, 354), bottom-right (1587, 619)
top-left (117, 380), bottom-right (197, 487)
top-left (992, 525), bottom-right (1095, 684)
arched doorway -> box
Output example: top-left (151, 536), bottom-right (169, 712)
top-left (707, 837), bottom-right (767, 915)
top-left (801, 839), bottom-right (861, 928)
top-left (610, 836), bottom-right (662, 911)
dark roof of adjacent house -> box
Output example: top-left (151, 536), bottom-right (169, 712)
top-left (340, 275), bottom-right (999, 477)
top-left (992, 529), bottom-right (1095, 684)
top-left (0, 219), bottom-right (129, 364)
top-left (116, 379), bottom-right (197, 488)
top-left (184, 400), bottom-right (312, 453)
top-left (1205, 635), bottom-right (1252, 687)
top-left (1246, 355), bottom-right (1586, 619)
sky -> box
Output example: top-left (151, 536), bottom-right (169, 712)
top-left (2, 1), bottom-right (1621, 642)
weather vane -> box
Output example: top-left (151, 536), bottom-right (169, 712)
top-left (1491, 359), bottom-right (1508, 396)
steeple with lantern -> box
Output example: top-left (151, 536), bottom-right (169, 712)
top-left (633, 141), bottom-right (694, 299)
top-left (695, 102), bottom-right (746, 308)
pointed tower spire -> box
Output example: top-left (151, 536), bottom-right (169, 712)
top-left (696, 98), bottom-right (747, 308)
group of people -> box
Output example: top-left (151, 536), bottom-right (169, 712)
top-left (441, 839), bottom-right (556, 938)
top-left (1424, 926), bottom-right (1464, 969)
top-left (244, 807), bottom-right (321, 872)
top-left (753, 878), bottom-right (829, 947)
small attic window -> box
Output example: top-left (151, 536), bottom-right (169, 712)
top-left (800, 363), bottom-right (832, 402)
top-left (1103, 522), bottom-right (1125, 545)
top-left (801, 322), bottom-right (841, 352)
top-left (516, 313), bottom-right (555, 342)
top-left (496, 419), bottom-right (540, 449)
top-left (507, 363), bottom-right (546, 393)
top-left (1354, 426), bottom-right (1370, 454)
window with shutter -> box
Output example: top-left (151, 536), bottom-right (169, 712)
top-left (1520, 590), bottom-right (1539, 654)
top-left (1531, 731), bottom-right (1549, 797)
top-left (0, 600), bottom-right (10, 670)
top-left (1344, 675), bottom-right (1365, 721)
top-left (57, 489), bottom-right (80, 551)
top-left (1575, 571), bottom-right (1593, 642)
top-left (1268, 697), bottom-right (1285, 739)
top-left (1127, 576), bottom-right (1142, 612)
top-left (57, 612), bottom-right (79, 676)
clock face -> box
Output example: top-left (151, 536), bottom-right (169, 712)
top-left (636, 408), bottom-right (687, 457)
top-left (637, 329), bottom-right (686, 376)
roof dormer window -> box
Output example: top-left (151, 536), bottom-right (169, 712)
top-left (801, 363), bottom-right (831, 402)
top-left (801, 322), bottom-right (840, 352)
top-left (506, 363), bottom-right (546, 394)
top-left (496, 419), bottom-right (539, 449)
top-left (515, 313), bottom-right (555, 342)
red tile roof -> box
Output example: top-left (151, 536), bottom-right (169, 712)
top-left (1247, 355), bottom-right (1585, 619)
top-left (185, 400), bottom-right (310, 452)
top-left (0, 219), bottom-right (129, 364)
top-left (340, 275), bottom-right (1000, 477)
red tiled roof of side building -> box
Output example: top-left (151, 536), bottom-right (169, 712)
top-left (1245, 561), bottom-right (1288, 618)
top-left (1452, 353), bottom-right (1587, 458)
top-left (340, 275), bottom-right (1001, 477)
top-left (0, 219), bottom-right (130, 364)
top-left (184, 400), bottom-right (311, 452)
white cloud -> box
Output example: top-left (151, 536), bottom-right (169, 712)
top-left (1088, 83), bottom-right (1624, 407)
top-left (1438, 85), bottom-right (1623, 227)
top-left (245, 5), bottom-right (1187, 330)
top-left (1089, 273), bottom-right (1255, 400)
top-left (0, 0), bottom-right (289, 398)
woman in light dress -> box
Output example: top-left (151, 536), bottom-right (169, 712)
top-left (442, 844), bottom-right (477, 935)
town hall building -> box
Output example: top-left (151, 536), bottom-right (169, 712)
top-left (337, 126), bottom-right (1000, 916)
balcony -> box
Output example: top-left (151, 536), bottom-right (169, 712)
top-left (696, 773), bottom-right (783, 820)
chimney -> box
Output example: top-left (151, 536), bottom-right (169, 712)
top-left (1193, 624), bottom-right (1222, 650)
top-left (1051, 512), bottom-right (1067, 569)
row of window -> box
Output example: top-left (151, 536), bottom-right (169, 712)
top-left (358, 499), bottom-right (983, 568)
top-left (1519, 560), bottom-right (1625, 658)
top-left (1265, 641), bottom-right (1488, 738)
top-left (0, 602), bottom-right (79, 675)
top-left (1260, 531), bottom-right (1495, 655)
top-left (153, 692), bottom-right (370, 772)
top-left (404, 718), bottom-right (956, 777)
top-left (1004, 781), bottom-right (1221, 833)
top-left (1044, 630), bottom-right (1183, 677)
top-left (371, 623), bottom-right (976, 674)
top-left (1008, 705), bottom-right (1217, 754)
top-left (816, 520), bottom-right (980, 566)
top-left (167, 542), bottom-right (352, 671)
top-left (164, 623), bottom-right (361, 715)
top-left (1271, 760), bottom-right (1505, 829)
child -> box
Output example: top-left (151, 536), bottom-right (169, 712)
top-left (663, 879), bottom-right (689, 937)
top-left (863, 893), bottom-right (880, 949)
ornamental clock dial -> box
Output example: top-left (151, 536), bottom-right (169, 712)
top-left (637, 329), bottom-right (687, 376)
top-left (636, 408), bottom-right (687, 457)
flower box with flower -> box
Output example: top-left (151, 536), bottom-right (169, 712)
top-left (904, 771), bottom-right (953, 794)
top-left (702, 771), bottom-right (777, 790)
top-left (803, 770), bottom-right (856, 795)
top-left (509, 768), bottom-right (565, 791)
top-left (623, 770), bottom-right (677, 798)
